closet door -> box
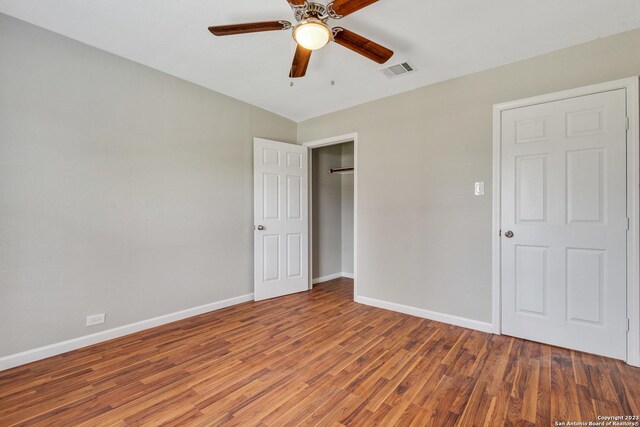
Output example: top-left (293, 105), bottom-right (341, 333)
top-left (500, 89), bottom-right (628, 360)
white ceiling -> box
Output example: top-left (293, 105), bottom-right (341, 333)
top-left (1, 1), bottom-right (639, 122)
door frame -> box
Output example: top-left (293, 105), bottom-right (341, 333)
top-left (302, 133), bottom-right (358, 299)
top-left (492, 76), bottom-right (640, 366)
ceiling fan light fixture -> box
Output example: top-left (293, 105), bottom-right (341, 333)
top-left (293, 19), bottom-right (331, 50)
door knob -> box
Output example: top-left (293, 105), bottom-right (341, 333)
top-left (257, 225), bottom-right (265, 231)
top-left (504, 230), bottom-right (514, 238)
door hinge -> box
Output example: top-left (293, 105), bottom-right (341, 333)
top-left (626, 117), bottom-right (630, 131)
top-left (627, 217), bottom-right (631, 231)
top-left (628, 318), bottom-right (631, 332)
top-left (499, 229), bottom-right (502, 237)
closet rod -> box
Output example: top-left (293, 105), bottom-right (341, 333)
top-left (330, 167), bottom-right (354, 174)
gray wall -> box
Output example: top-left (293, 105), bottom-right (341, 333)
top-left (311, 142), bottom-right (354, 279)
top-left (341, 143), bottom-right (354, 275)
top-left (3, 11), bottom-right (640, 358)
top-left (312, 144), bottom-right (342, 278)
top-left (0, 14), bottom-right (296, 357)
top-left (298, 28), bottom-right (640, 323)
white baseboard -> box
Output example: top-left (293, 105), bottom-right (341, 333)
top-left (355, 296), bottom-right (494, 334)
top-left (312, 272), bottom-right (354, 284)
top-left (313, 272), bottom-right (342, 284)
top-left (0, 293), bottom-right (254, 372)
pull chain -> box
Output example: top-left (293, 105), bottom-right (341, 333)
top-left (330, 42), bottom-right (336, 87)
top-left (289, 38), bottom-right (295, 87)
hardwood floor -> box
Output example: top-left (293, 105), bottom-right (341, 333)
top-left (1, 278), bottom-right (638, 426)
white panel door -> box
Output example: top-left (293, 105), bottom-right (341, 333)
top-left (254, 138), bottom-right (309, 301)
top-left (501, 89), bottom-right (628, 359)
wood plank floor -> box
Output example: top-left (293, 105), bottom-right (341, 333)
top-left (1, 278), bottom-right (638, 426)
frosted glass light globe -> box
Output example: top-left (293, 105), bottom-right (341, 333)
top-left (293, 20), bottom-right (331, 50)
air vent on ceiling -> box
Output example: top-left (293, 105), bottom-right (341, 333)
top-left (381, 61), bottom-right (415, 79)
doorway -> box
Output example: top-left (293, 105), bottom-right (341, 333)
top-left (303, 133), bottom-right (358, 296)
top-left (311, 141), bottom-right (354, 285)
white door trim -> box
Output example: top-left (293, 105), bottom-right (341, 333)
top-left (492, 77), bottom-right (640, 366)
top-left (302, 133), bottom-right (359, 299)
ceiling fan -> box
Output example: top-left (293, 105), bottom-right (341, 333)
top-left (208, 0), bottom-right (394, 78)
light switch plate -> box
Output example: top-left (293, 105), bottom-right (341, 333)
top-left (474, 182), bottom-right (485, 196)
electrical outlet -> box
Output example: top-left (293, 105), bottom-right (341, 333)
top-left (86, 313), bottom-right (106, 327)
top-left (474, 182), bottom-right (485, 196)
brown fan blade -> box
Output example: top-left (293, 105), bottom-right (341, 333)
top-left (287, 0), bottom-right (306, 5)
top-left (332, 28), bottom-right (393, 64)
top-left (209, 21), bottom-right (291, 36)
top-left (330, 0), bottom-right (379, 17)
top-left (289, 45), bottom-right (312, 78)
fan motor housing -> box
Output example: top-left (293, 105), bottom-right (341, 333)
top-left (294, 2), bottom-right (335, 22)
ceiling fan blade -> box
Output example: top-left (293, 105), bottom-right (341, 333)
top-left (287, 0), bottom-right (306, 5)
top-left (289, 45), bottom-right (312, 78)
top-left (332, 28), bottom-right (393, 64)
top-left (330, 0), bottom-right (379, 17)
top-left (209, 21), bottom-right (291, 36)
